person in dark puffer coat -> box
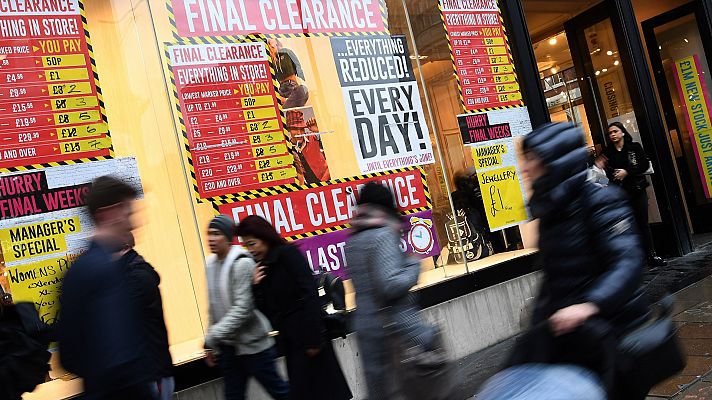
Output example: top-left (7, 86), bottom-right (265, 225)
top-left (521, 123), bottom-right (649, 338)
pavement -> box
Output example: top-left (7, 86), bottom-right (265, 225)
top-left (453, 234), bottom-right (712, 400)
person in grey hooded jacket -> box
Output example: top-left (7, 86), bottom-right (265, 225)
top-left (204, 215), bottom-right (289, 400)
top-left (345, 182), bottom-right (436, 400)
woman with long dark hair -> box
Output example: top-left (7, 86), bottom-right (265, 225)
top-left (235, 216), bottom-right (352, 400)
top-left (596, 122), bottom-right (665, 267)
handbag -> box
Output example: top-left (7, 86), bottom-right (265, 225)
top-left (614, 295), bottom-right (686, 399)
top-left (399, 327), bottom-right (455, 400)
top-left (642, 161), bottom-right (654, 175)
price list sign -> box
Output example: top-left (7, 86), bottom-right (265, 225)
top-left (167, 42), bottom-right (296, 199)
top-left (0, 0), bottom-right (112, 170)
top-left (440, 0), bottom-right (523, 111)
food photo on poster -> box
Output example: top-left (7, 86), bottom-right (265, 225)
top-left (331, 35), bottom-right (435, 174)
top-left (0, 0), bottom-right (113, 170)
top-left (0, 158), bottom-right (142, 327)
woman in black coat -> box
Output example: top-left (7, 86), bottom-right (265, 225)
top-left (597, 122), bottom-right (665, 266)
top-left (236, 215), bottom-right (352, 400)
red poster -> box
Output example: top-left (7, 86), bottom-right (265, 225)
top-left (218, 168), bottom-right (427, 238)
top-left (0, 0), bottom-right (112, 169)
top-left (169, 0), bottom-right (386, 38)
top-left (439, 0), bottom-right (523, 111)
top-left (167, 42), bottom-right (297, 199)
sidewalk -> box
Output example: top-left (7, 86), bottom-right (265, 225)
top-left (458, 236), bottom-right (712, 400)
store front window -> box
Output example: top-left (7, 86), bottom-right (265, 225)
top-left (0, 1), bottom-right (539, 398)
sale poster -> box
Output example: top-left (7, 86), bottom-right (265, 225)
top-left (458, 107), bottom-right (530, 230)
top-left (672, 55), bottom-right (712, 198)
top-left (439, 0), bottom-right (523, 111)
top-left (294, 210), bottom-right (440, 279)
top-left (168, 0), bottom-right (387, 38)
top-left (0, 158), bottom-right (142, 326)
top-left (331, 35), bottom-right (435, 174)
top-left (166, 42), bottom-right (297, 199)
top-left (0, 0), bottom-right (113, 170)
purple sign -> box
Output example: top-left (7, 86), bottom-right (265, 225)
top-left (294, 210), bottom-right (440, 279)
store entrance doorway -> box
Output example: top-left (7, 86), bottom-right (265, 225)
top-left (642, 1), bottom-right (712, 235)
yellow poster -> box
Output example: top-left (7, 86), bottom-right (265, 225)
top-left (6, 255), bottom-right (74, 325)
top-left (478, 166), bottom-right (529, 230)
top-left (673, 55), bottom-right (712, 198)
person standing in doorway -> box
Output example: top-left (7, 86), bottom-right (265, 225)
top-left (118, 233), bottom-right (174, 400)
top-left (58, 176), bottom-right (155, 400)
top-left (204, 215), bottom-right (289, 400)
top-left (236, 215), bottom-right (352, 400)
top-left (597, 122), bottom-right (666, 267)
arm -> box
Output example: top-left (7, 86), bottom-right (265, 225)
top-left (369, 229), bottom-right (420, 303)
top-left (205, 258), bottom-right (257, 348)
top-left (583, 188), bottom-right (644, 314)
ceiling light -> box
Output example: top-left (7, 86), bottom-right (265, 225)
top-left (626, 120), bottom-right (631, 123)
top-left (551, 67), bottom-right (558, 74)
top-left (602, 68), bottom-right (608, 72)
top-left (659, 45), bottom-right (662, 50)
top-left (607, 50), bottom-right (613, 56)
top-left (684, 38), bottom-right (689, 43)
top-left (595, 71), bottom-right (601, 76)
top-left (614, 60), bottom-right (620, 66)
top-left (549, 37), bottom-right (558, 45)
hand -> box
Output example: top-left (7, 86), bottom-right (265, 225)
top-left (253, 265), bottom-right (266, 285)
top-left (549, 302), bottom-right (600, 336)
top-left (305, 347), bottom-right (321, 357)
top-left (613, 169), bottom-right (628, 181)
top-left (205, 350), bottom-right (218, 367)
top-left (305, 118), bottom-right (318, 132)
top-left (594, 155), bottom-right (608, 169)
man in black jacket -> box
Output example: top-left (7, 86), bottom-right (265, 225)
top-left (119, 233), bottom-right (174, 400)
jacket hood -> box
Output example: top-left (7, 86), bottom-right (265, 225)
top-left (523, 123), bottom-right (590, 218)
top-left (349, 204), bottom-right (402, 234)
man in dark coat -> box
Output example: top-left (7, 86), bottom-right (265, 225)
top-left (119, 233), bottom-right (174, 399)
top-left (58, 176), bottom-right (155, 400)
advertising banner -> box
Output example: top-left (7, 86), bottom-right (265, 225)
top-left (672, 55), bottom-right (712, 198)
top-left (294, 209), bottom-right (440, 279)
top-left (458, 107), bottom-right (530, 230)
top-left (166, 42), bottom-right (297, 199)
top-left (0, 158), bottom-right (142, 326)
top-left (219, 168), bottom-right (429, 238)
top-left (0, 0), bottom-right (113, 169)
top-left (169, 0), bottom-right (388, 38)
top-left (331, 35), bottom-right (435, 174)
top-left (439, 0), bottom-right (523, 111)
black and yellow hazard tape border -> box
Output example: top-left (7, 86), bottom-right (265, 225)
top-left (165, 0), bottom-right (391, 42)
top-left (163, 35), bottom-right (298, 203)
top-left (437, 1), bottom-right (525, 114)
top-left (208, 167), bottom-right (433, 242)
top-left (0, 0), bottom-right (115, 174)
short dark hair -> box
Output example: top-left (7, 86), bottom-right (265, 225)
top-left (86, 176), bottom-right (138, 221)
top-left (235, 215), bottom-right (287, 247)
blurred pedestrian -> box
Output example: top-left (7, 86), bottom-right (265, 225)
top-left (516, 123), bottom-right (650, 398)
top-left (118, 233), bottom-right (174, 400)
top-left (345, 182), bottom-right (447, 400)
top-left (58, 176), bottom-right (155, 400)
top-left (203, 215), bottom-right (289, 400)
top-left (236, 215), bottom-right (352, 400)
top-left (596, 122), bottom-right (665, 266)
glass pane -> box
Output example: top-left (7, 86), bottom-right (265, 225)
top-left (584, 18), bottom-right (663, 223)
top-left (654, 13), bottom-right (712, 206)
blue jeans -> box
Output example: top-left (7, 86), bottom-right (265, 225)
top-left (477, 364), bottom-right (606, 400)
top-left (150, 376), bottom-right (175, 400)
top-left (218, 345), bottom-right (289, 400)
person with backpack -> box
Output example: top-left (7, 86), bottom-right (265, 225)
top-left (204, 214), bottom-right (289, 400)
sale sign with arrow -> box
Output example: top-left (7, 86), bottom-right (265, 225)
top-left (0, 0), bottom-right (113, 170)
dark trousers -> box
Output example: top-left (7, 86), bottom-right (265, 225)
top-left (218, 345), bottom-right (289, 400)
top-left (629, 190), bottom-right (655, 258)
top-left (82, 382), bottom-right (157, 400)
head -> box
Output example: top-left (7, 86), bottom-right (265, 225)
top-left (520, 123), bottom-right (588, 190)
top-left (286, 110), bottom-right (307, 143)
top-left (607, 122), bottom-right (633, 145)
top-left (208, 214), bottom-right (235, 257)
top-left (235, 215), bottom-right (286, 262)
top-left (86, 176), bottom-right (138, 247)
top-left (267, 38), bottom-right (282, 59)
top-left (357, 181), bottom-right (400, 220)
top-left (118, 232), bottom-right (136, 257)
